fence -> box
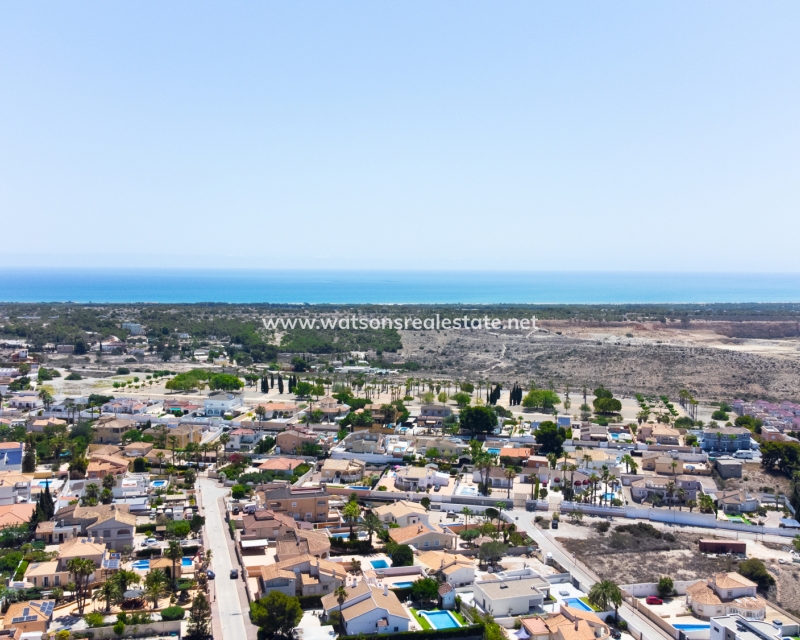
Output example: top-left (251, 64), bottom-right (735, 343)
top-left (59, 620), bottom-right (183, 639)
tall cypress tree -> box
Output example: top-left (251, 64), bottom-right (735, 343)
top-left (277, 374), bottom-right (284, 394)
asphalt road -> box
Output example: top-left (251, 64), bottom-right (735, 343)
top-left (198, 476), bottom-right (249, 640)
top-left (509, 508), bottom-right (674, 640)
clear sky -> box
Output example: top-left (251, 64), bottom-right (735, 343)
top-left (2, 3), bottom-right (799, 271)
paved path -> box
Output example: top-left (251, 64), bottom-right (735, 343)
top-left (198, 476), bottom-right (252, 640)
top-left (510, 508), bottom-right (674, 640)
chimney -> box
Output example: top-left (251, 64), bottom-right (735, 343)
top-left (384, 584), bottom-right (388, 597)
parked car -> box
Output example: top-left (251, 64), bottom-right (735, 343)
top-left (206, 570), bottom-right (215, 580)
top-left (551, 520), bottom-right (559, 529)
top-left (230, 569), bottom-right (239, 579)
top-left (144, 538), bottom-right (158, 547)
top-left (646, 596), bottom-right (663, 605)
top-left (611, 631), bottom-right (622, 639)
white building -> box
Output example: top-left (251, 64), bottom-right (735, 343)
top-left (204, 391), bottom-right (243, 417)
top-left (473, 569), bottom-right (551, 617)
top-left (322, 581), bottom-right (411, 635)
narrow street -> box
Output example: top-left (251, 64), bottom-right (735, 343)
top-left (197, 476), bottom-right (252, 640)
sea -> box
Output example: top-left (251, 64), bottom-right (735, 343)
top-left (1, 269), bottom-right (799, 305)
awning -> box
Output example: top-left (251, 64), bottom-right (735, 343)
top-left (241, 539), bottom-right (269, 548)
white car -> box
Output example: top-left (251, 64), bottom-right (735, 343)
top-left (144, 538), bottom-right (158, 547)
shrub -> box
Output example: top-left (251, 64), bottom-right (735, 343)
top-left (297, 594), bottom-right (323, 609)
top-left (136, 524), bottom-right (156, 534)
top-left (657, 576), bottom-right (674, 598)
top-left (85, 612), bottom-right (106, 628)
top-left (66, 372), bottom-right (82, 380)
top-left (160, 606), bottom-right (186, 621)
top-left (596, 521), bottom-right (610, 533)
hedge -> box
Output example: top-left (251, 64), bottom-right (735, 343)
top-left (136, 524), bottom-right (156, 534)
top-left (159, 606), bottom-right (186, 621)
top-left (339, 624), bottom-right (484, 640)
top-left (183, 545), bottom-right (199, 556)
top-left (297, 595), bottom-right (323, 610)
top-left (329, 539), bottom-right (375, 555)
top-left (135, 548), bottom-right (163, 558)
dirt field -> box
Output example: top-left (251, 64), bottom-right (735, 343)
top-left (395, 320), bottom-right (800, 401)
top-left (725, 463), bottom-right (794, 497)
top-left (559, 525), bottom-right (800, 617)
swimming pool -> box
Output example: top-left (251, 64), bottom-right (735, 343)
top-left (420, 610), bottom-right (461, 630)
top-left (602, 493), bottom-right (616, 501)
top-left (346, 486), bottom-right (371, 491)
top-left (132, 560), bottom-right (150, 570)
top-left (151, 480), bottom-right (168, 488)
top-left (564, 598), bottom-right (593, 612)
top-left (487, 448), bottom-right (501, 455)
top-left (370, 559), bottom-right (389, 569)
top-left (455, 485), bottom-right (479, 496)
top-left (673, 624), bottom-right (710, 630)
top-left (181, 557), bottom-right (193, 568)
top-left (393, 581), bottom-right (415, 589)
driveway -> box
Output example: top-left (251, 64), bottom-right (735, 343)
top-left (198, 476), bottom-right (251, 640)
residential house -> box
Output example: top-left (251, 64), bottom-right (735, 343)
top-left (701, 428), bottom-right (752, 453)
top-left (641, 453), bottom-right (684, 475)
top-left (638, 424), bottom-right (682, 445)
top-left (473, 466), bottom-right (517, 490)
top-left (710, 615), bottom-right (800, 640)
top-left (255, 554), bottom-right (345, 599)
top-left (228, 428), bottom-right (259, 451)
top-left (256, 483), bottom-right (331, 523)
top-left (166, 424), bottom-right (205, 449)
top-left (715, 490), bottom-right (759, 514)
top-left (28, 417), bottom-right (67, 433)
top-left (8, 391), bottom-right (43, 411)
top-left (86, 454), bottom-right (130, 481)
top-left (204, 391), bottom-right (243, 417)
top-left (630, 475), bottom-right (701, 504)
top-left (394, 465), bottom-right (450, 491)
top-left (101, 398), bottom-right (148, 415)
top-left (240, 509), bottom-right (298, 541)
top-left (0, 472), bottom-right (32, 505)
top-left (86, 505), bottom-right (137, 549)
top-left (415, 404), bottom-right (453, 429)
top-left (388, 522), bottom-right (456, 550)
top-left (0, 503), bottom-right (36, 528)
top-left (258, 458), bottom-right (305, 475)
top-left (2, 600), bottom-right (54, 634)
top-left (93, 416), bottom-right (137, 444)
top-left (473, 569), bottom-right (551, 616)
top-left (522, 606), bottom-right (612, 640)
top-left (275, 529), bottom-right (331, 561)
top-left (580, 424), bottom-right (611, 442)
top-left (310, 396), bottom-right (348, 420)
top-left (373, 500), bottom-right (428, 527)
top-left (123, 441), bottom-right (154, 458)
top-left (276, 427), bottom-right (319, 454)
top-left (0, 442), bottom-right (23, 472)
top-left (416, 550), bottom-right (475, 587)
top-left (686, 572), bottom-right (767, 620)
top-left (322, 581), bottom-right (411, 635)
top-left (320, 458), bottom-right (365, 483)
top-left (51, 503), bottom-right (135, 548)
top-left (254, 402), bottom-right (298, 420)
top-left (163, 399), bottom-right (202, 415)
top-left (414, 437), bottom-right (469, 459)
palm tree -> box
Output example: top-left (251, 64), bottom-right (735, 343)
top-left (588, 580), bottom-right (623, 621)
top-left (362, 511), bottom-right (383, 546)
top-left (67, 557), bottom-right (95, 615)
top-left (342, 500), bottom-right (361, 541)
top-left (621, 454), bottom-right (634, 474)
top-left (168, 436), bottom-right (178, 464)
top-left (677, 488), bottom-right (686, 511)
top-left (504, 468), bottom-right (517, 499)
top-left (334, 585), bottom-right (348, 610)
top-left (99, 578), bottom-right (121, 612)
top-left (166, 540), bottom-right (183, 590)
top-left (475, 457), bottom-right (493, 496)
top-left (461, 507), bottom-right (473, 526)
top-left (156, 452), bottom-right (165, 476)
top-left (219, 433), bottom-right (231, 463)
top-left (665, 482), bottom-right (676, 509)
top-left (686, 499), bottom-right (697, 513)
top-left (144, 569), bottom-right (170, 609)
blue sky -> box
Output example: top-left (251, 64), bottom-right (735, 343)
top-left (1, 3), bottom-right (799, 271)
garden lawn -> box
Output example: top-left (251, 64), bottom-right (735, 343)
top-left (580, 597), bottom-right (601, 612)
top-left (410, 608), bottom-right (432, 630)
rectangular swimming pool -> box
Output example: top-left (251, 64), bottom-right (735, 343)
top-left (487, 448), bottom-right (501, 455)
top-left (421, 610), bottom-right (461, 630)
top-left (564, 598), bottom-right (593, 612)
top-left (370, 559), bottom-right (389, 569)
top-left (673, 624), bottom-right (710, 631)
top-left (393, 581), bottom-right (415, 589)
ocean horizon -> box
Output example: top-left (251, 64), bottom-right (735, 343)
top-left (1, 269), bottom-right (800, 305)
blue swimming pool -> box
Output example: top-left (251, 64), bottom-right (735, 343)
top-left (674, 624), bottom-right (710, 631)
top-left (393, 581), bottom-right (414, 589)
top-left (181, 557), bottom-right (193, 568)
top-left (370, 559), bottom-right (389, 569)
top-left (151, 480), bottom-right (167, 488)
top-left (602, 493), bottom-right (616, 501)
top-left (347, 486), bottom-right (371, 491)
top-left (132, 560), bottom-right (150, 570)
top-left (421, 610), bottom-right (461, 630)
top-left (487, 448), bottom-right (501, 455)
top-left (564, 598), bottom-right (593, 612)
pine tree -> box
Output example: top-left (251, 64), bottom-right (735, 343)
top-left (22, 437), bottom-right (36, 473)
top-left (277, 374), bottom-right (284, 394)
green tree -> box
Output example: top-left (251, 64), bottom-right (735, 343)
top-left (657, 576), bottom-right (674, 599)
top-left (22, 437), bottom-right (36, 473)
top-left (588, 580), bottom-right (623, 620)
top-left (67, 557), bottom-right (95, 615)
top-left (459, 405), bottom-right (498, 437)
top-left (420, 496), bottom-right (431, 511)
top-left (411, 577), bottom-right (439, 605)
top-left (738, 559), bottom-right (776, 591)
top-left (450, 392), bottom-right (471, 408)
top-left (187, 592), bottom-right (212, 639)
top-left (535, 421), bottom-right (565, 455)
top-left (478, 541), bottom-right (508, 567)
top-left (522, 389), bottom-right (561, 411)
top-left (144, 569), bottom-right (170, 609)
top-left (209, 373), bottom-right (243, 391)
top-left (250, 591), bottom-right (303, 639)
top-left (342, 500), bottom-right (361, 541)
top-left (166, 540), bottom-right (184, 590)
top-left (390, 544), bottom-right (414, 567)
top-left (362, 511), bottom-right (383, 546)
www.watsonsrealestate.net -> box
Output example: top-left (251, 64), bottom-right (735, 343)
top-left (263, 314), bottom-right (538, 331)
